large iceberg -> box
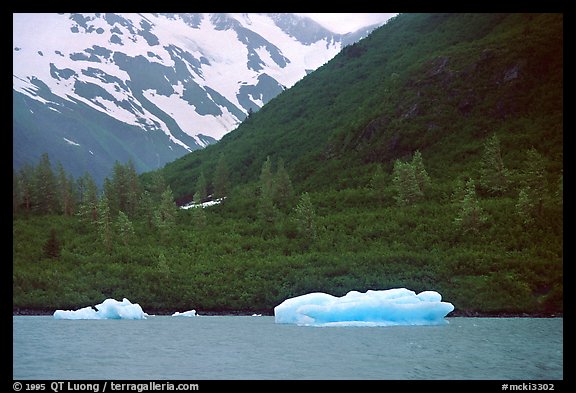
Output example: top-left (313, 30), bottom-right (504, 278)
top-left (53, 298), bottom-right (147, 320)
top-left (274, 288), bottom-right (454, 326)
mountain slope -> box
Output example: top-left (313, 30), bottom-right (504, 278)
top-left (13, 13), bottom-right (562, 315)
top-left (13, 13), bottom-right (377, 184)
top-left (146, 12), bottom-right (561, 313)
top-left (160, 13), bottom-right (562, 201)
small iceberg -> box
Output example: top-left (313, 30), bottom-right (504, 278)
top-left (53, 298), bottom-right (147, 320)
top-left (274, 288), bottom-right (454, 327)
top-left (172, 310), bottom-right (197, 317)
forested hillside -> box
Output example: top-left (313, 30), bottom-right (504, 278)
top-left (13, 13), bottom-right (562, 315)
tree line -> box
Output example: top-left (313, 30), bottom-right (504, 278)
top-left (13, 132), bottom-right (561, 257)
top-left (13, 154), bottom-right (179, 255)
top-left (368, 133), bottom-right (562, 234)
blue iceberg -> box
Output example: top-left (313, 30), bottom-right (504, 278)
top-left (274, 288), bottom-right (454, 326)
top-left (53, 298), bottom-right (147, 320)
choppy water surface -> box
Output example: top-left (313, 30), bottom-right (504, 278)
top-left (13, 316), bottom-right (562, 380)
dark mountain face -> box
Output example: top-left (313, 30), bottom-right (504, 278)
top-left (13, 13), bottom-right (379, 184)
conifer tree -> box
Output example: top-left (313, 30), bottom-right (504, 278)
top-left (155, 186), bottom-right (178, 238)
top-left (392, 159), bottom-right (421, 205)
top-left (411, 150), bottom-right (431, 194)
top-left (82, 172), bottom-right (99, 222)
top-left (521, 147), bottom-right (547, 215)
top-left (138, 190), bottom-right (155, 230)
top-left (516, 187), bottom-right (535, 225)
top-left (454, 178), bottom-right (487, 233)
top-left (194, 171), bottom-right (208, 204)
top-left (116, 211), bottom-right (135, 246)
top-left (33, 153), bottom-right (58, 214)
top-left (369, 163), bottom-right (387, 193)
top-left (103, 177), bottom-right (114, 212)
top-left (391, 151), bottom-right (431, 206)
top-left (56, 162), bottom-right (74, 216)
top-left (213, 153), bottom-right (230, 199)
top-left (110, 161), bottom-right (126, 214)
top-left (191, 206), bottom-right (207, 230)
top-left (67, 174), bottom-right (77, 215)
top-left (148, 171), bottom-right (167, 205)
top-left (479, 133), bottom-right (509, 195)
top-left (97, 195), bottom-right (113, 252)
top-left (157, 252), bottom-right (170, 275)
top-left (77, 176), bottom-right (97, 225)
top-left (18, 164), bottom-right (35, 213)
top-left (76, 174), bottom-right (86, 206)
top-left (451, 178), bottom-right (467, 205)
top-left (258, 156), bottom-right (277, 225)
top-left (294, 192), bottom-right (317, 242)
top-left (101, 160), bottom-right (141, 217)
top-left (273, 158), bottom-right (294, 210)
top-left (43, 228), bottom-right (61, 259)
top-left (124, 160), bottom-right (141, 217)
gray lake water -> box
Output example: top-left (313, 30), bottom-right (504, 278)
top-left (13, 316), bottom-right (563, 380)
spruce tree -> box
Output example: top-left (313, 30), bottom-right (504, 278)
top-left (411, 150), bottom-right (431, 194)
top-left (451, 178), bottom-right (467, 205)
top-left (392, 159), bottom-right (421, 205)
top-left (97, 195), bottom-right (113, 253)
top-left (191, 206), bottom-right (207, 229)
top-left (124, 160), bottom-right (141, 217)
top-left (258, 156), bottom-right (277, 225)
top-left (157, 252), bottom-right (170, 275)
top-left (294, 192), bottom-right (317, 242)
top-left (213, 153), bottom-right (230, 199)
top-left (479, 133), bottom-right (509, 195)
top-left (103, 160), bottom-right (141, 217)
top-left (148, 171), bottom-right (167, 205)
top-left (454, 178), bottom-right (487, 233)
top-left (33, 153), bottom-right (58, 214)
top-left (391, 151), bottom-right (431, 206)
top-left (138, 190), bottom-right (155, 230)
top-left (116, 211), bottom-right (135, 246)
top-left (516, 187), bottom-right (535, 225)
top-left (18, 164), bottom-right (35, 213)
top-left (67, 174), bottom-right (77, 215)
top-left (84, 172), bottom-right (99, 222)
top-left (77, 172), bottom-right (99, 225)
top-left (273, 158), bottom-right (294, 210)
top-left (103, 178), bottom-right (114, 213)
top-left (109, 161), bottom-right (128, 215)
top-left (43, 228), bottom-right (61, 259)
top-left (155, 186), bottom-right (178, 239)
top-left (520, 147), bottom-right (547, 217)
top-left (76, 174), bottom-right (86, 206)
top-left (194, 171), bottom-right (208, 204)
top-left (56, 162), bottom-right (74, 216)
top-left (369, 164), bottom-right (386, 192)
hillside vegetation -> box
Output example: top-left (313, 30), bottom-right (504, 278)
top-left (13, 13), bottom-right (562, 315)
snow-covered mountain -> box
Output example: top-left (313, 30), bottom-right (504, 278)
top-left (13, 13), bottom-right (380, 184)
